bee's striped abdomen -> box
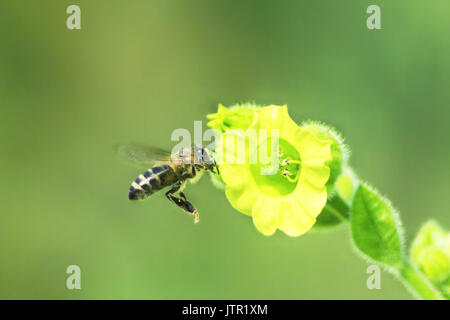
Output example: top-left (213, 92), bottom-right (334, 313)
top-left (128, 164), bottom-right (177, 200)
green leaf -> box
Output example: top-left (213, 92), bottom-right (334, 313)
top-left (351, 184), bottom-right (404, 268)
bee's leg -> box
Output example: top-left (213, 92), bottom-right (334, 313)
top-left (214, 163), bottom-right (220, 175)
top-left (194, 164), bottom-right (204, 171)
top-left (165, 182), bottom-right (200, 223)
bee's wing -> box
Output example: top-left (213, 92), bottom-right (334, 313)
top-left (116, 144), bottom-right (173, 168)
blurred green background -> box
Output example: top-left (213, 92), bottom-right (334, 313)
top-left (0, 0), bottom-right (449, 299)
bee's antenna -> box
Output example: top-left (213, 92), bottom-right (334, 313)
top-left (214, 159), bottom-right (220, 175)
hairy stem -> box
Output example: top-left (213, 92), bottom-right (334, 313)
top-left (398, 258), bottom-right (445, 300)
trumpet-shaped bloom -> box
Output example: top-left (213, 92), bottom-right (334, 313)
top-left (215, 105), bottom-right (332, 236)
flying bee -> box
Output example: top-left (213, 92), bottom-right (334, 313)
top-left (117, 144), bottom-right (219, 223)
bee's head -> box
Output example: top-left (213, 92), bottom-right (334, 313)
top-left (195, 145), bottom-right (220, 175)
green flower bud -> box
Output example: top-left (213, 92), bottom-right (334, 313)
top-left (410, 221), bottom-right (450, 297)
top-left (300, 121), bottom-right (349, 195)
top-left (336, 167), bottom-right (359, 203)
top-left (207, 103), bottom-right (259, 133)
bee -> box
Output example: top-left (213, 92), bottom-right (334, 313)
top-left (117, 144), bottom-right (219, 223)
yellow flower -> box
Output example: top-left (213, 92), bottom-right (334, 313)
top-left (218, 105), bottom-right (332, 236)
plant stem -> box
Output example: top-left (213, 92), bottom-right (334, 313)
top-left (330, 193), bottom-right (350, 221)
top-left (324, 193), bottom-right (351, 222)
top-left (397, 258), bottom-right (445, 300)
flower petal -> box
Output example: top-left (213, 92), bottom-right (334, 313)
top-left (300, 164), bottom-right (330, 189)
top-left (278, 198), bottom-right (316, 237)
top-left (251, 196), bottom-right (280, 236)
top-left (295, 129), bottom-right (332, 165)
top-left (256, 105), bottom-right (299, 139)
top-left (295, 180), bottom-right (328, 218)
top-left (256, 105), bottom-right (286, 128)
top-left (225, 183), bottom-right (259, 216)
top-left (220, 131), bottom-right (247, 164)
top-left (220, 164), bottom-right (249, 188)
